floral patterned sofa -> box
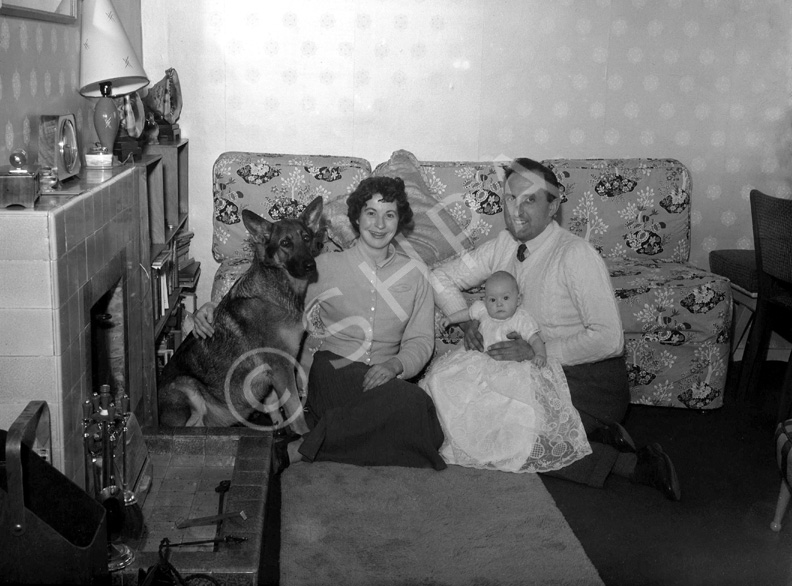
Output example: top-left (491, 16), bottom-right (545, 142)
top-left (210, 150), bottom-right (732, 410)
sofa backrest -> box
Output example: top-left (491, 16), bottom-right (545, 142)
top-left (211, 152), bottom-right (371, 264)
top-left (211, 152), bottom-right (692, 269)
top-left (377, 153), bottom-right (692, 266)
top-left (547, 158), bottom-right (692, 262)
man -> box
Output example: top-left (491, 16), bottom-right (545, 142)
top-left (431, 157), bottom-right (680, 501)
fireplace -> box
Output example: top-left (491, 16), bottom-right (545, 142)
top-left (0, 169), bottom-right (154, 488)
top-left (90, 278), bottom-right (127, 402)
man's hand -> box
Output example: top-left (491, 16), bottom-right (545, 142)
top-left (192, 302), bottom-right (218, 339)
top-left (462, 319), bottom-right (484, 352)
top-left (362, 358), bottom-right (402, 391)
top-left (487, 331), bottom-right (534, 362)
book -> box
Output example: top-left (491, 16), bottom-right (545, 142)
top-left (179, 260), bottom-right (201, 288)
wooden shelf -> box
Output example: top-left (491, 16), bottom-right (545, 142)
top-left (150, 213), bottom-right (189, 261)
top-left (143, 138), bottom-right (189, 238)
top-left (138, 139), bottom-right (193, 428)
top-left (154, 287), bottom-right (184, 340)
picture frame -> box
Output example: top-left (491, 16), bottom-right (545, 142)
top-left (0, 0), bottom-right (79, 24)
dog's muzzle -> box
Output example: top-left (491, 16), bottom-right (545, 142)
top-left (303, 259), bottom-right (317, 274)
top-left (288, 257), bottom-right (317, 278)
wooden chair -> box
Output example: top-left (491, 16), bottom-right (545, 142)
top-left (708, 249), bottom-right (758, 361)
top-left (737, 190), bottom-right (792, 420)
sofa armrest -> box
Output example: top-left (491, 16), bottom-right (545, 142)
top-left (210, 259), bottom-right (251, 303)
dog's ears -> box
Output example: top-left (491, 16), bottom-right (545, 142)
top-left (242, 197), bottom-right (323, 243)
top-left (301, 196), bottom-right (324, 233)
top-left (242, 209), bottom-right (274, 242)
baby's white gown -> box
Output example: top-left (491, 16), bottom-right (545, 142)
top-left (421, 303), bottom-right (591, 473)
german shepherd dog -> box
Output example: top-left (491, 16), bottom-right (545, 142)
top-left (157, 196), bottom-right (324, 433)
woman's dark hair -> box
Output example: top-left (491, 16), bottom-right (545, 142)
top-left (346, 176), bottom-right (414, 235)
top-left (504, 158), bottom-right (563, 201)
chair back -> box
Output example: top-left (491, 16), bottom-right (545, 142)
top-left (749, 189), bottom-right (792, 297)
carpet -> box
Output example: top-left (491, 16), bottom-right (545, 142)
top-left (280, 462), bottom-right (603, 586)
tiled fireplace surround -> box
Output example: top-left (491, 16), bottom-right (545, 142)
top-left (0, 167), bottom-right (148, 486)
top-left (1, 168), bottom-right (272, 582)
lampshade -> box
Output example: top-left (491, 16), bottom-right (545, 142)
top-left (79, 0), bottom-right (149, 98)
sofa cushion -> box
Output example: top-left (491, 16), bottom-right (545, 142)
top-left (324, 149), bottom-right (475, 268)
top-left (211, 152), bottom-right (371, 265)
top-left (545, 158), bottom-right (691, 263)
top-left (211, 258), bottom-right (250, 302)
top-left (411, 156), bottom-right (510, 252)
top-left (610, 257), bottom-right (731, 409)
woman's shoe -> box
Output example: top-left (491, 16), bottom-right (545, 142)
top-left (270, 433), bottom-right (301, 476)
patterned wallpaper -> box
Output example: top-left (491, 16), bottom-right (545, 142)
top-left (0, 14), bottom-right (89, 168)
top-left (3, 1), bottom-right (789, 310)
top-left (142, 0), bottom-right (792, 307)
top-left (0, 1), bottom-right (142, 174)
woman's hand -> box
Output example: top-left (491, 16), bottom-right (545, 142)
top-left (487, 331), bottom-right (535, 362)
top-left (462, 319), bottom-right (484, 352)
top-left (362, 358), bottom-right (403, 391)
top-left (192, 302), bottom-right (218, 339)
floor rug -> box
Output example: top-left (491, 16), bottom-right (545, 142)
top-left (280, 462), bottom-right (604, 586)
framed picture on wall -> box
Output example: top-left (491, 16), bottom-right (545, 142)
top-left (0, 0), bottom-right (79, 24)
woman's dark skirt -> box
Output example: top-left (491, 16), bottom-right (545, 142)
top-left (298, 351), bottom-right (447, 470)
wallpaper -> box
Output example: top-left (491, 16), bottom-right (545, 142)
top-left (0, 14), bottom-right (89, 168)
top-left (2, 0), bottom-right (789, 312)
top-left (141, 0), bottom-right (792, 308)
top-left (0, 1), bottom-right (142, 172)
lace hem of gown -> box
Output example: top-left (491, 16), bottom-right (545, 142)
top-left (420, 350), bottom-right (591, 474)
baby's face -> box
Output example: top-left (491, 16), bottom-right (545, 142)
top-left (484, 278), bottom-right (521, 320)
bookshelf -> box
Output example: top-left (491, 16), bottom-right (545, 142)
top-left (140, 139), bottom-right (198, 425)
top-left (142, 139), bottom-right (194, 337)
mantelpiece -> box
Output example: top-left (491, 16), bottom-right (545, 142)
top-left (0, 165), bottom-right (154, 487)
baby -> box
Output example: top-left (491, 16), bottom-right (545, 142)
top-left (421, 270), bottom-right (590, 474)
top-left (441, 270), bottom-right (547, 367)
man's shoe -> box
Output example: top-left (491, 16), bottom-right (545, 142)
top-left (588, 422), bottom-right (636, 453)
top-left (631, 443), bottom-right (681, 501)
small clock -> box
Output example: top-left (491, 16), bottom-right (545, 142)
top-left (37, 113), bottom-right (82, 182)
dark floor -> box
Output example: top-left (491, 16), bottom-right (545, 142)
top-left (260, 360), bottom-right (792, 586)
top-left (543, 360), bottom-right (792, 586)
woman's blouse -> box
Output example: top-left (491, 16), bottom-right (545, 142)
top-left (305, 241), bottom-right (435, 379)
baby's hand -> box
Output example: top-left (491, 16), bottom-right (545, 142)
top-left (533, 355), bottom-right (547, 368)
top-left (439, 317), bottom-right (451, 330)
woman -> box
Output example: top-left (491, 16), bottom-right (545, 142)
top-left (195, 176), bottom-right (446, 472)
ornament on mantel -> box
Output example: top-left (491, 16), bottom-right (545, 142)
top-left (142, 68), bottom-right (182, 142)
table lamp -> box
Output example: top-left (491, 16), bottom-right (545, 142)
top-left (79, 0), bottom-right (148, 161)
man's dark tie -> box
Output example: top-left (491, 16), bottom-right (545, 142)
top-left (517, 243), bottom-right (528, 262)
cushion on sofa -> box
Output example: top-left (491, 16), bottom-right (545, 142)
top-left (410, 155), bottom-right (510, 249)
top-left (319, 149), bottom-right (478, 269)
top-left (211, 152), bottom-right (371, 264)
top-left (210, 152), bottom-right (371, 300)
top-left (609, 258), bottom-right (731, 409)
top-left (369, 149), bottom-right (475, 268)
top-left (546, 158), bottom-right (691, 262)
